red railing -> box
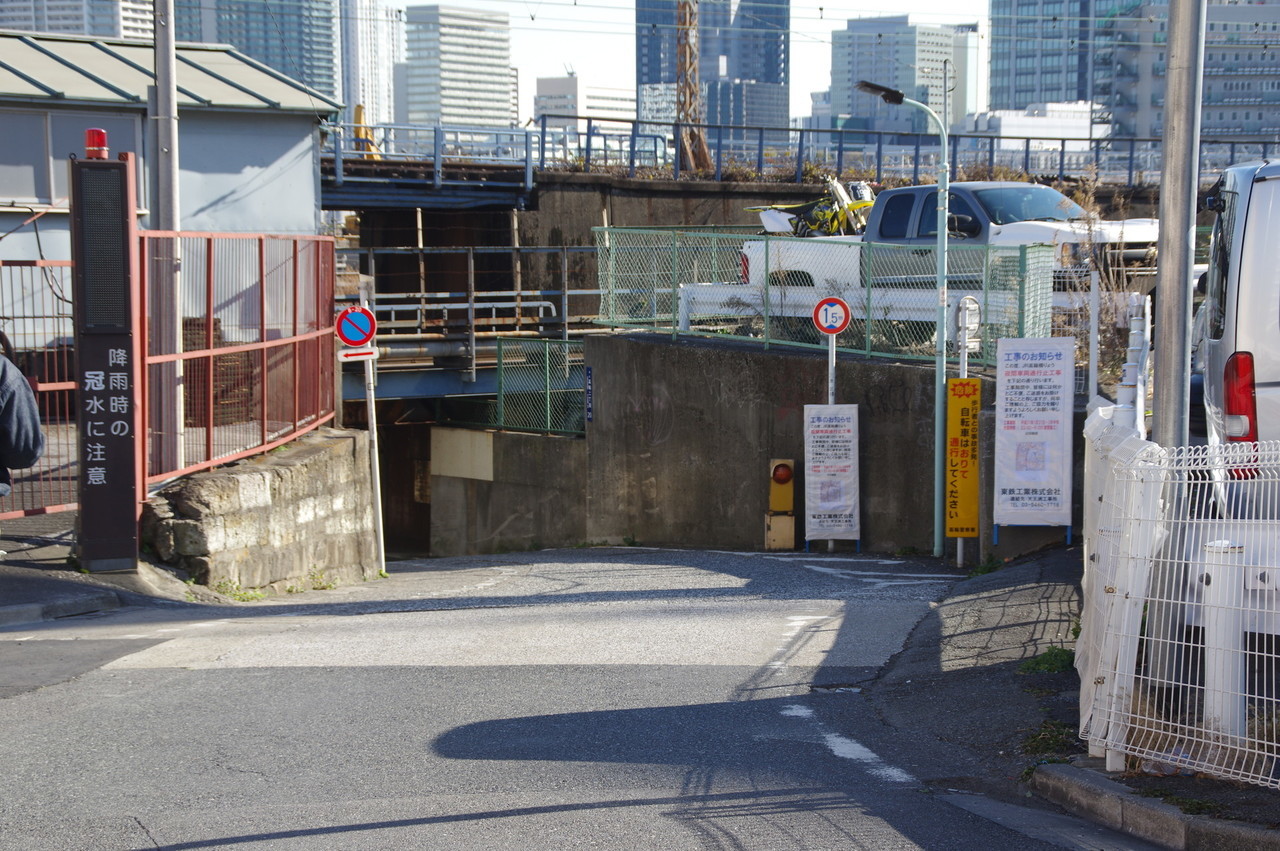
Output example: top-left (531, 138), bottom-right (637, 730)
top-left (0, 259), bottom-right (77, 519)
top-left (0, 233), bottom-right (336, 521)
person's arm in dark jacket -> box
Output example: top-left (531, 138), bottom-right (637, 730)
top-left (0, 356), bottom-right (44, 470)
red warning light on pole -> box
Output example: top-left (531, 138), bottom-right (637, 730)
top-left (85, 128), bottom-right (109, 160)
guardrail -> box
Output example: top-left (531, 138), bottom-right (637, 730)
top-left (323, 116), bottom-right (1280, 187)
top-left (0, 234), bottom-right (337, 521)
top-left (336, 245), bottom-right (600, 378)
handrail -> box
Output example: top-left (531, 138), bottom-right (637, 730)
top-left (321, 115), bottom-right (1275, 187)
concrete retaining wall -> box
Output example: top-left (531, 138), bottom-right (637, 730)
top-left (584, 334), bottom-right (948, 553)
top-left (429, 428), bottom-right (587, 557)
top-left (427, 333), bottom-right (1065, 559)
top-left (141, 427), bottom-right (379, 592)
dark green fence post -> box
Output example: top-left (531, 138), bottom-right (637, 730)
top-left (671, 231), bottom-right (680, 340)
top-left (496, 338), bottom-right (505, 428)
top-left (863, 242), bottom-right (873, 357)
top-left (543, 339), bottom-right (552, 432)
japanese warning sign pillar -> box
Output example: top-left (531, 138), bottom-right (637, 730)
top-left (70, 134), bottom-right (143, 572)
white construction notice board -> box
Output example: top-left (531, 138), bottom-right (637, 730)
top-left (994, 337), bottom-right (1074, 526)
top-left (804, 404), bottom-right (860, 540)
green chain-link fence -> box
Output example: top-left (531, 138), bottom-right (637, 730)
top-left (593, 227), bottom-right (1055, 366)
top-left (491, 338), bottom-right (586, 435)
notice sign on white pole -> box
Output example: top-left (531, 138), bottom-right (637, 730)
top-left (804, 404), bottom-right (860, 540)
top-left (994, 337), bottom-right (1074, 526)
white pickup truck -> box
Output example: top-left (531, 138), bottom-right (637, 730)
top-left (678, 181), bottom-right (1159, 329)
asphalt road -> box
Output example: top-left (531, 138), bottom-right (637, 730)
top-left (0, 548), bottom-right (1151, 850)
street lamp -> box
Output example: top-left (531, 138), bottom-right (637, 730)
top-left (856, 80), bottom-right (950, 559)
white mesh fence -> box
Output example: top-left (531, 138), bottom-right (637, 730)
top-left (1082, 409), bottom-right (1280, 789)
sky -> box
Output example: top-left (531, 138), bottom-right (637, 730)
top-left (470, 0), bottom-right (992, 123)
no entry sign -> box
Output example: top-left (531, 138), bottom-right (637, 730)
top-left (336, 305), bottom-right (377, 347)
top-left (812, 297), bottom-right (851, 336)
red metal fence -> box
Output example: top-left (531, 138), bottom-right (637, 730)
top-left (0, 234), bottom-right (336, 521)
top-left (0, 259), bottom-right (77, 518)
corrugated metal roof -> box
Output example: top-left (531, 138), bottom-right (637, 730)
top-left (0, 29), bottom-right (342, 116)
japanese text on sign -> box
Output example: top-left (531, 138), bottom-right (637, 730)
top-left (993, 337), bottom-right (1074, 526)
top-left (946, 378), bottom-right (981, 537)
top-left (804, 404), bottom-right (860, 540)
top-left (81, 349), bottom-right (132, 487)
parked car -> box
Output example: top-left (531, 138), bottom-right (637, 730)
top-left (1197, 161), bottom-right (1280, 448)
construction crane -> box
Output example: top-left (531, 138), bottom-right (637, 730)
top-left (676, 0), bottom-right (713, 172)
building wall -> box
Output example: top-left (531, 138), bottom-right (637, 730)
top-left (429, 429), bottom-right (587, 556)
top-left (0, 0), bottom-right (153, 38)
top-left (174, 112), bottom-right (322, 235)
top-left (832, 15), bottom-right (978, 135)
top-left (635, 0), bottom-right (789, 126)
top-left (403, 5), bottom-right (515, 128)
top-left (340, 0), bottom-right (403, 126)
top-left (0, 105), bottom-right (322, 261)
top-left (991, 0), bottom-right (1280, 138)
top-left (174, 0), bottom-right (340, 99)
top-left (535, 75), bottom-right (637, 131)
top-left (988, 0), bottom-right (1083, 112)
top-left (1138, 1), bottom-right (1280, 139)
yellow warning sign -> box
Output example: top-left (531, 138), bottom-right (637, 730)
top-left (946, 378), bottom-right (981, 538)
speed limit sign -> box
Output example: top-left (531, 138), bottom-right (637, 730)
top-left (812, 297), bottom-right (851, 336)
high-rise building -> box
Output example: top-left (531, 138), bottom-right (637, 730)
top-left (401, 5), bottom-right (515, 128)
top-left (988, 0), bottom-right (1085, 112)
top-left (0, 0), bottom-right (153, 39)
top-left (1114, 1), bottom-right (1280, 139)
top-left (535, 75), bottom-right (636, 132)
top-left (4, 1), bottom-right (345, 103)
top-left (635, 0), bottom-right (789, 130)
top-left (990, 0), bottom-right (1280, 138)
top-left (831, 16), bottom-right (981, 135)
top-left (340, 0), bottom-right (403, 126)
top-left (175, 0), bottom-right (341, 99)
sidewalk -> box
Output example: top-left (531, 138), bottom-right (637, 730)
top-left (871, 546), bottom-right (1280, 850)
top-left (0, 513), bottom-right (120, 628)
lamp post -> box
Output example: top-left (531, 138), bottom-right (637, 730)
top-left (856, 80), bottom-right (950, 559)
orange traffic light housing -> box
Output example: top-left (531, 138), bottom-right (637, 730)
top-left (769, 459), bottom-right (795, 514)
top-left (766, 458), bottom-right (796, 550)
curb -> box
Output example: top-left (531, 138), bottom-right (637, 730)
top-left (1031, 761), bottom-right (1280, 850)
top-left (0, 589), bottom-right (120, 628)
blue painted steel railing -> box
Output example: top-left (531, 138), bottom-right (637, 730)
top-left (323, 115), bottom-right (1278, 188)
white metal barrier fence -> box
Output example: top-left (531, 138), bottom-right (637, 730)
top-left (1081, 393), bottom-right (1280, 790)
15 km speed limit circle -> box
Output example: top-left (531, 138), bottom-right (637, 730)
top-left (812, 297), bottom-right (851, 336)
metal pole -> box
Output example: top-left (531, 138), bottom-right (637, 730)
top-left (155, 0), bottom-right (179, 230)
top-left (154, 0), bottom-right (184, 476)
top-left (828, 334), bottom-right (836, 406)
top-left (958, 323), bottom-right (968, 570)
top-left (359, 282), bottom-right (386, 578)
top-left (1152, 0), bottom-right (1206, 448)
top-left (828, 333), bottom-right (836, 553)
top-left (900, 95), bottom-right (949, 559)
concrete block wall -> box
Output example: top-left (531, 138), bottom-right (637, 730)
top-left (141, 427), bottom-right (379, 592)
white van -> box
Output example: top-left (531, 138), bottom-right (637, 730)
top-left (1199, 160), bottom-right (1280, 448)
